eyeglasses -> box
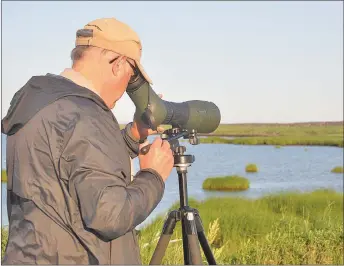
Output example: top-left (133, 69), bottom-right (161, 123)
top-left (109, 56), bottom-right (139, 78)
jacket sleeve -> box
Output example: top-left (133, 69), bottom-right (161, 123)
top-left (60, 116), bottom-right (165, 241)
top-left (121, 122), bottom-right (143, 159)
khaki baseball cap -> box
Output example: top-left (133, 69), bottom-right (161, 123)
top-left (75, 18), bottom-right (152, 84)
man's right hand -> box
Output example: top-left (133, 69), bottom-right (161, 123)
top-left (138, 137), bottom-right (174, 182)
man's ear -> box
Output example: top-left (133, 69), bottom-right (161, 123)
top-left (112, 56), bottom-right (127, 77)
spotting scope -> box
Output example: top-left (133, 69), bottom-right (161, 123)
top-left (126, 75), bottom-right (221, 133)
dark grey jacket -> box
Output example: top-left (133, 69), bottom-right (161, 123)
top-left (1, 74), bottom-right (165, 264)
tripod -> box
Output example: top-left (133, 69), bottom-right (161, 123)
top-left (148, 129), bottom-right (217, 265)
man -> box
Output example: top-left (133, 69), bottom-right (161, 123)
top-left (1, 18), bottom-right (174, 264)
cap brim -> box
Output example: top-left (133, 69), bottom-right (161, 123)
top-left (135, 60), bottom-right (153, 85)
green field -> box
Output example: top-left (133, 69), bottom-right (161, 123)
top-left (200, 135), bottom-right (343, 147)
top-left (204, 122), bottom-right (344, 137)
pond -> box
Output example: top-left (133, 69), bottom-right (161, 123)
top-left (1, 135), bottom-right (343, 229)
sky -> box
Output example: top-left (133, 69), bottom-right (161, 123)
top-left (1, 1), bottom-right (343, 124)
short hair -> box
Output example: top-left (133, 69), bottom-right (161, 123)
top-left (70, 45), bottom-right (90, 64)
top-left (70, 45), bottom-right (114, 65)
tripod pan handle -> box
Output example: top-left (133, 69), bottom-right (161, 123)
top-left (140, 144), bottom-right (152, 155)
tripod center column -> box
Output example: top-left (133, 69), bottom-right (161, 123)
top-left (177, 168), bottom-right (189, 208)
top-left (173, 145), bottom-right (195, 209)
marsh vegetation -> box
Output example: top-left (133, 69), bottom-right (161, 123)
top-left (202, 175), bottom-right (250, 191)
top-left (136, 189), bottom-right (343, 264)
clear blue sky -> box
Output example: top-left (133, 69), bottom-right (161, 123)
top-left (1, 1), bottom-right (343, 123)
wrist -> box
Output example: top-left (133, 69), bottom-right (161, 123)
top-left (126, 122), bottom-right (146, 144)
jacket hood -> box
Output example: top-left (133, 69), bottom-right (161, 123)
top-left (1, 74), bottom-right (109, 136)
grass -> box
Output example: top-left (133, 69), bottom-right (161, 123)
top-left (202, 175), bottom-right (250, 191)
top-left (245, 164), bottom-right (258, 173)
top-left (199, 135), bottom-right (343, 147)
top-left (1, 170), bottom-right (7, 183)
top-left (203, 122), bottom-right (344, 137)
top-left (1, 227), bottom-right (8, 257)
top-left (331, 166), bottom-right (344, 174)
top-left (2, 190), bottom-right (343, 264)
top-left (199, 136), bottom-right (231, 144)
top-left (137, 189), bottom-right (343, 264)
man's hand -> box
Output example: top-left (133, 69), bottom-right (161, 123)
top-left (138, 137), bottom-right (174, 182)
top-left (130, 94), bottom-right (165, 141)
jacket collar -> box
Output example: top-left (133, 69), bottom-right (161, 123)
top-left (60, 68), bottom-right (100, 96)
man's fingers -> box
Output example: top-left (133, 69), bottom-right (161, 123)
top-left (151, 137), bottom-right (163, 148)
top-left (157, 126), bottom-right (165, 134)
top-left (161, 140), bottom-right (171, 150)
top-left (149, 129), bottom-right (158, 135)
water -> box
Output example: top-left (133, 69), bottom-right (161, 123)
top-left (1, 134), bottom-right (343, 229)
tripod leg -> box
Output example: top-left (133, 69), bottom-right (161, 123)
top-left (181, 219), bottom-right (191, 264)
top-left (150, 210), bottom-right (179, 265)
top-left (195, 211), bottom-right (217, 265)
top-left (182, 210), bottom-right (203, 265)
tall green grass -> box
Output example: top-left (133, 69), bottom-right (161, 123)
top-left (1, 227), bottom-right (8, 257)
top-left (137, 189), bottom-right (343, 264)
top-left (202, 175), bottom-right (250, 191)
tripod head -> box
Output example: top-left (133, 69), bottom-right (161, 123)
top-left (160, 127), bottom-right (199, 169)
top-left (140, 127), bottom-right (199, 160)
top-left (160, 127), bottom-right (198, 154)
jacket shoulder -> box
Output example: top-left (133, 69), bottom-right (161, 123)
top-left (42, 96), bottom-right (113, 129)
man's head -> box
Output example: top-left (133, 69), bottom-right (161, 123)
top-left (71, 18), bottom-right (151, 109)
